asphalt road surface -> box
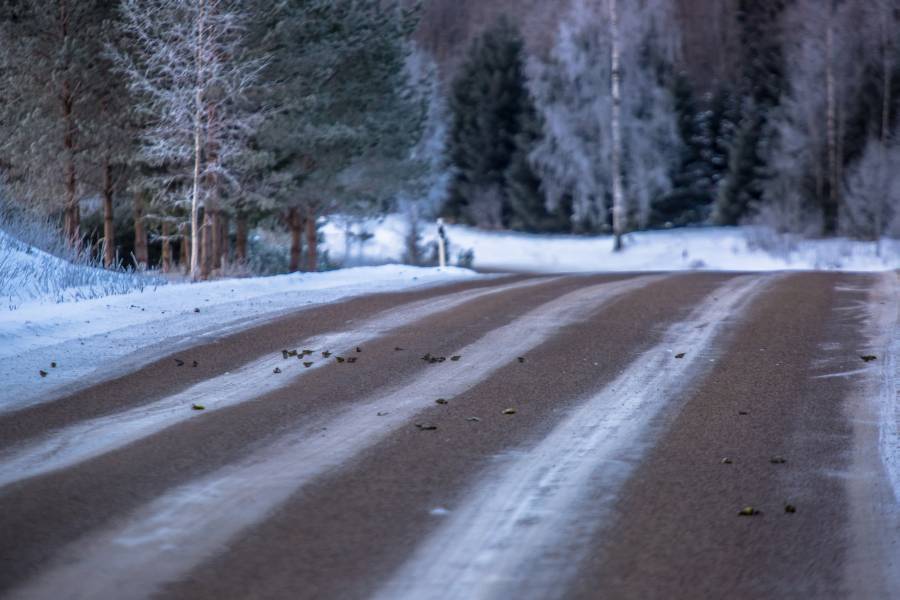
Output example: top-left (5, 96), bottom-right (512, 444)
top-left (0, 271), bottom-right (897, 600)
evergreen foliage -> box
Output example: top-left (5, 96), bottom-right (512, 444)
top-left (654, 79), bottom-right (737, 227)
top-left (444, 17), bottom-right (536, 229)
top-left (713, 0), bottom-right (788, 225)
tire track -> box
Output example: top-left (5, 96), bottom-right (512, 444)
top-left (0, 277), bottom-right (555, 488)
top-left (7, 275), bottom-right (664, 600)
top-left (375, 274), bottom-right (773, 600)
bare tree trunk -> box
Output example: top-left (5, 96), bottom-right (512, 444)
top-left (207, 206), bottom-right (222, 273)
top-left (132, 190), bottom-right (148, 269)
top-left (881, 12), bottom-right (892, 144)
top-left (191, 114), bottom-right (203, 279)
top-left (609, 0), bottom-right (626, 252)
top-left (288, 208), bottom-right (303, 272)
top-left (825, 9), bottom-right (839, 234)
top-left (220, 212), bottom-right (230, 266)
top-left (161, 220), bottom-right (172, 273)
top-left (102, 157), bottom-right (115, 268)
top-left (305, 208), bottom-right (318, 272)
top-left (201, 207), bottom-right (213, 279)
top-left (189, 0), bottom-right (207, 281)
top-left (210, 208), bottom-right (222, 271)
top-left (181, 229), bottom-right (190, 273)
top-left (235, 213), bottom-right (248, 263)
top-left (60, 1), bottom-right (80, 248)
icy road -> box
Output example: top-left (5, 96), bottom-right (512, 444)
top-left (0, 271), bottom-right (898, 599)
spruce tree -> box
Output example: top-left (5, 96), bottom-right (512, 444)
top-left (256, 0), bottom-right (423, 271)
top-left (656, 80), bottom-right (738, 227)
top-left (445, 17), bottom-right (532, 229)
top-left (0, 0), bottom-right (110, 245)
top-left (713, 0), bottom-right (788, 225)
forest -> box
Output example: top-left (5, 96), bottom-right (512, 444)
top-left (0, 0), bottom-right (898, 280)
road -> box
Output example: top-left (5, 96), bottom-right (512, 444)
top-left (0, 271), bottom-right (897, 600)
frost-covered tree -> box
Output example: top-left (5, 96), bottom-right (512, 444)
top-left (399, 48), bottom-right (452, 264)
top-left (112, 0), bottom-right (262, 280)
top-left (759, 0), bottom-right (866, 234)
top-left (842, 136), bottom-right (900, 247)
top-left (529, 0), bottom-right (680, 240)
top-left (505, 94), bottom-right (568, 232)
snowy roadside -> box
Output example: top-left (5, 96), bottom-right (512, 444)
top-left (323, 215), bottom-right (900, 272)
top-left (0, 265), bottom-right (480, 413)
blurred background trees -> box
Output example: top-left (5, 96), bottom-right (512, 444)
top-left (0, 0), bottom-right (897, 277)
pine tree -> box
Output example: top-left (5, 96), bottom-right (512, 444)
top-left (0, 1), bottom-right (110, 246)
top-left (444, 17), bottom-right (532, 229)
top-left (257, 0), bottom-right (423, 272)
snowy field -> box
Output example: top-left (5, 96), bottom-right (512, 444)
top-left (323, 215), bottom-right (900, 273)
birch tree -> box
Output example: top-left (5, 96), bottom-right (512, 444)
top-left (112, 0), bottom-right (261, 280)
top-left (608, 0), bottom-right (624, 250)
top-left (529, 0), bottom-right (680, 238)
top-left (761, 0), bottom-right (864, 234)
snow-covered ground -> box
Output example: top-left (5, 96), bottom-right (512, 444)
top-left (3, 214), bottom-right (897, 412)
top-left (0, 253), bottom-right (479, 412)
top-left (323, 215), bottom-right (900, 272)
top-left (0, 230), bottom-right (160, 309)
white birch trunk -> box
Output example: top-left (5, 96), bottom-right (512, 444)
top-left (190, 0), bottom-right (206, 281)
top-left (609, 0), bottom-right (625, 251)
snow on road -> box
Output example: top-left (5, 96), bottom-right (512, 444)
top-left (8, 275), bottom-right (661, 600)
top-left (0, 265), bottom-right (480, 413)
top-left (374, 275), bottom-right (773, 600)
top-left (0, 276), bottom-right (552, 487)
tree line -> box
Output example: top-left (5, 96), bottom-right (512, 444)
top-left (0, 0), bottom-right (432, 278)
top-left (444, 0), bottom-right (900, 249)
top-left (2, 0), bottom-right (898, 278)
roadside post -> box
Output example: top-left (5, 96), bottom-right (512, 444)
top-left (437, 218), bottom-right (447, 268)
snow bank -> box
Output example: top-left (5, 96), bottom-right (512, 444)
top-left (0, 264), bottom-right (479, 412)
top-left (0, 230), bottom-right (160, 309)
top-left (323, 215), bottom-right (900, 272)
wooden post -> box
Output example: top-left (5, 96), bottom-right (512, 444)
top-left (437, 218), bottom-right (447, 268)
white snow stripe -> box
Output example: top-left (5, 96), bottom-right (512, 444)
top-left (869, 272), bottom-right (900, 501)
top-left (0, 276), bottom-right (560, 489)
top-left (373, 274), bottom-right (774, 600)
top-left (8, 275), bottom-right (666, 600)
top-left (0, 266), bottom-right (484, 414)
top-left (842, 272), bottom-right (900, 598)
